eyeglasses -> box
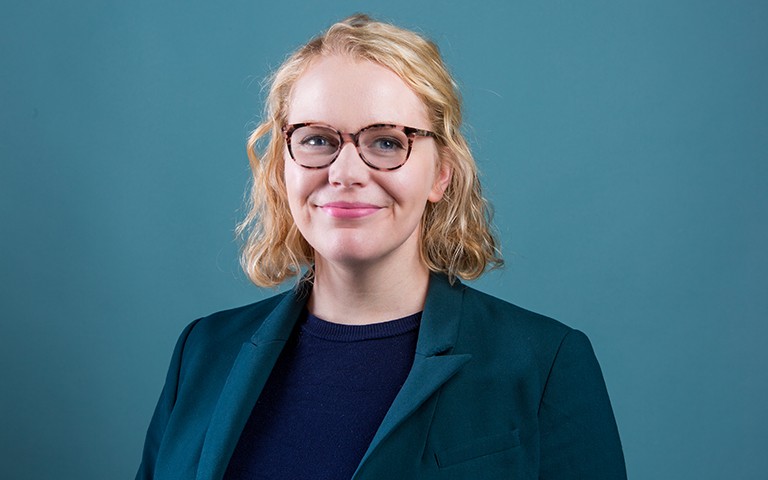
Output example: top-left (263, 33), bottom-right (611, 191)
top-left (283, 123), bottom-right (437, 171)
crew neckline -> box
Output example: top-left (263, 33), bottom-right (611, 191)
top-left (302, 311), bottom-right (422, 342)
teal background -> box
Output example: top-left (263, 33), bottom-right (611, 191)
top-left (2, 0), bottom-right (766, 478)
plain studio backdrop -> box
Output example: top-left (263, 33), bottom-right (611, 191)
top-left (1, 1), bottom-right (766, 478)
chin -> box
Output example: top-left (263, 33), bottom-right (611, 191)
top-left (315, 243), bottom-right (382, 266)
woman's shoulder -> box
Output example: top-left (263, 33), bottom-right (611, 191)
top-left (444, 278), bottom-right (573, 339)
top-left (179, 289), bottom-right (297, 352)
top-left (449, 279), bottom-right (602, 384)
top-left (449, 279), bottom-right (593, 361)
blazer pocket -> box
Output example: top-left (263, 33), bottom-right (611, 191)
top-left (435, 429), bottom-right (521, 468)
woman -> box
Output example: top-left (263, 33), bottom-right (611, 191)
top-left (137, 15), bottom-right (626, 480)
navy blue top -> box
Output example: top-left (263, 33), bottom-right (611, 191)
top-left (223, 310), bottom-right (421, 480)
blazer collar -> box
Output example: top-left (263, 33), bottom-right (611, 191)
top-left (196, 281), bottom-right (309, 480)
top-left (415, 273), bottom-right (466, 356)
top-left (196, 274), bottom-right (469, 480)
top-left (353, 273), bottom-right (471, 478)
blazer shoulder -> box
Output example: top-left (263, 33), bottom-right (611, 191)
top-left (459, 282), bottom-right (574, 341)
top-left (182, 289), bottom-right (293, 350)
top-left (453, 282), bottom-right (603, 395)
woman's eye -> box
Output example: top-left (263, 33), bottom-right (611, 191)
top-left (301, 135), bottom-right (333, 147)
top-left (371, 137), bottom-right (404, 151)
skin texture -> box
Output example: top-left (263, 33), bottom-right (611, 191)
top-left (284, 55), bottom-right (451, 325)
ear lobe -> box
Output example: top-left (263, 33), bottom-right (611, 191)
top-left (428, 161), bottom-right (452, 203)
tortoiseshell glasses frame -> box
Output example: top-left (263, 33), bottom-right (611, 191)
top-left (282, 122), bottom-right (437, 171)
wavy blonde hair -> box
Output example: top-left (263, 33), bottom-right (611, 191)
top-left (237, 14), bottom-right (502, 287)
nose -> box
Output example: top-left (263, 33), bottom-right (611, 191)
top-left (327, 142), bottom-right (369, 187)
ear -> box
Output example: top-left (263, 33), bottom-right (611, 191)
top-left (428, 160), bottom-right (452, 203)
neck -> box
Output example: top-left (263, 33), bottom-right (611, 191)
top-left (308, 255), bottom-right (431, 325)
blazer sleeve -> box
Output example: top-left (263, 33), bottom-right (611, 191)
top-left (135, 319), bottom-right (200, 480)
top-left (538, 329), bottom-right (627, 479)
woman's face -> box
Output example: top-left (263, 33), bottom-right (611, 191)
top-left (284, 54), bottom-right (451, 270)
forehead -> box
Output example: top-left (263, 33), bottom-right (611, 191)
top-left (286, 54), bottom-right (430, 130)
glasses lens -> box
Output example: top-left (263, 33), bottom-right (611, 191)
top-left (359, 126), bottom-right (410, 169)
top-left (290, 125), bottom-right (340, 167)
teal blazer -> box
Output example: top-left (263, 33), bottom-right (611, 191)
top-left (137, 275), bottom-right (626, 479)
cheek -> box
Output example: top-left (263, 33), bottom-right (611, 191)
top-left (284, 159), bottom-right (324, 208)
top-left (381, 179), bottom-right (435, 221)
top-left (283, 164), bottom-right (304, 218)
top-left (283, 156), bottom-right (305, 197)
top-left (388, 167), bottom-right (439, 205)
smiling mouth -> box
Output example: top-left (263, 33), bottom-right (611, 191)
top-left (319, 202), bottom-right (383, 219)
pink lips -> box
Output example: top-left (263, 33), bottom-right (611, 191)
top-left (319, 201), bottom-right (382, 219)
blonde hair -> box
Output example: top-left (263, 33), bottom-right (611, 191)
top-left (238, 14), bottom-right (502, 287)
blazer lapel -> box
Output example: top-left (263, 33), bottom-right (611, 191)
top-left (196, 283), bottom-right (309, 480)
top-left (353, 274), bottom-right (471, 477)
